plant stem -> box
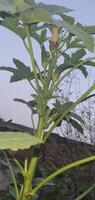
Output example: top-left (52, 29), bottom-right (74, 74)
top-left (52, 57), bottom-right (95, 92)
top-left (31, 111), bottom-right (35, 135)
top-left (28, 80), bottom-right (37, 93)
top-left (20, 117), bottom-right (44, 200)
top-left (19, 156), bottom-right (38, 200)
top-left (44, 82), bottom-right (95, 142)
top-left (75, 183), bottom-right (95, 200)
top-left (36, 116), bottom-right (44, 140)
top-left (3, 151), bottom-right (20, 200)
top-left (19, 117), bottom-right (44, 200)
top-left (30, 156), bottom-right (95, 197)
top-left (25, 25), bottom-right (41, 113)
top-left (19, 24), bottom-right (45, 200)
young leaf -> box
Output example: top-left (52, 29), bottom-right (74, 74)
top-left (14, 98), bottom-right (37, 114)
top-left (60, 14), bottom-right (75, 25)
top-left (0, 0), bottom-right (34, 14)
top-left (25, 0), bottom-right (35, 5)
top-left (55, 101), bottom-right (74, 114)
top-left (0, 2), bottom-right (93, 52)
top-left (85, 60), bottom-right (95, 67)
top-left (70, 49), bottom-right (86, 64)
top-left (41, 44), bottom-right (50, 69)
top-left (54, 20), bottom-right (94, 52)
top-left (69, 112), bottom-right (84, 124)
top-left (52, 101), bottom-right (84, 133)
top-left (36, 3), bottom-right (73, 15)
top-left (20, 8), bottom-right (54, 24)
top-left (0, 0), bottom-right (16, 14)
top-left (0, 132), bottom-right (43, 151)
top-left (84, 25), bottom-right (95, 35)
top-left (78, 66), bottom-right (88, 78)
top-left (70, 119), bottom-right (83, 134)
top-left (1, 16), bottom-right (26, 39)
top-left (0, 58), bottom-right (34, 82)
top-left (32, 29), bottom-right (48, 45)
top-left (52, 67), bottom-right (62, 82)
top-left (68, 37), bottom-right (85, 49)
top-left (52, 63), bottom-right (88, 81)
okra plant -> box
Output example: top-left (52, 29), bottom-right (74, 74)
top-left (0, 0), bottom-right (95, 199)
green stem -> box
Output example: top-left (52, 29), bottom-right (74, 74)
top-left (44, 82), bottom-right (95, 142)
top-left (28, 80), bottom-right (37, 93)
top-left (36, 63), bottom-right (44, 85)
top-left (52, 57), bottom-right (95, 92)
top-left (20, 116), bottom-right (44, 200)
top-left (25, 26), bottom-right (38, 88)
top-left (36, 116), bottom-right (44, 140)
top-left (43, 65), bottom-right (47, 92)
top-left (20, 156), bottom-right (38, 200)
top-left (31, 111), bottom-right (36, 135)
top-left (75, 183), bottom-right (95, 200)
top-left (25, 25), bottom-right (41, 112)
top-left (30, 156), bottom-right (95, 197)
top-left (14, 158), bottom-right (25, 176)
top-left (19, 25), bottom-right (44, 200)
top-left (3, 151), bottom-right (20, 200)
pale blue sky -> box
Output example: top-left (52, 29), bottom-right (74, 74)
top-left (0, 0), bottom-right (95, 126)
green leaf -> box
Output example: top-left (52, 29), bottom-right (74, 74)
top-left (70, 49), bottom-right (86, 64)
top-left (45, 83), bottom-right (95, 141)
top-left (0, 1), bottom-right (72, 16)
top-left (52, 67), bottom-right (62, 82)
top-left (53, 50), bottom-right (89, 79)
top-left (1, 16), bottom-right (26, 38)
top-left (62, 52), bottom-right (70, 65)
top-left (20, 8), bottom-right (54, 24)
top-left (21, 6), bottom-right (94, 52)
top-left (66, 49), bottom-right (88, 77)
top-left (36, 3), bottom-right (73, 15)
top-left (69, 112), bottom-right (84, 124)
top-left (54, 20), bottom-right (94, 52)
top-left (52, 63), bottom-right (88, 81)
top-left (25, 0), bottom-right (35, 5)
top-left (0, 58), bottom-right (34, 82)
top-left (55, 101), bottom-right (74, 114)
top-left (52, 64), bottom-right (71, 82)
top-left (70, 119), bottom-right (83, 134)
top-left (0, 0), bottom-right (16, 14)
top-left (14, 98), bottom-right (37, 113)
top-left (76, 23), bottom-right (95, 35)
top-left (84, 26), bottom-right (95, 35)
top-left (0, 0), bottom-right (34, 14)
top-left (85, 61), bottom-right (95, 67)
top-left (15, 0), bottom-right (32, 12)
top-left (19, 4), bottom-right (72, 25)
top-left (32, 29), bottom-right (48, 44)
top-left (68, 37), bottom-right (85, 49)
top-left (0, 132), bottom-right (43, 150)
top-left (0, 1), bottom-right (94, 52)
top-left (53, 101), bottom-right (84, 133)
top-left (69, 43), bottom-right (85, 49)
top-left (60, 14), bottom-right (75, 24)
top-left (52, 53), bottom-right (70, 81)
top-left (78, 66), bottom-right (88, 78)
top-left (41, 45), bottom-right (50, 69)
